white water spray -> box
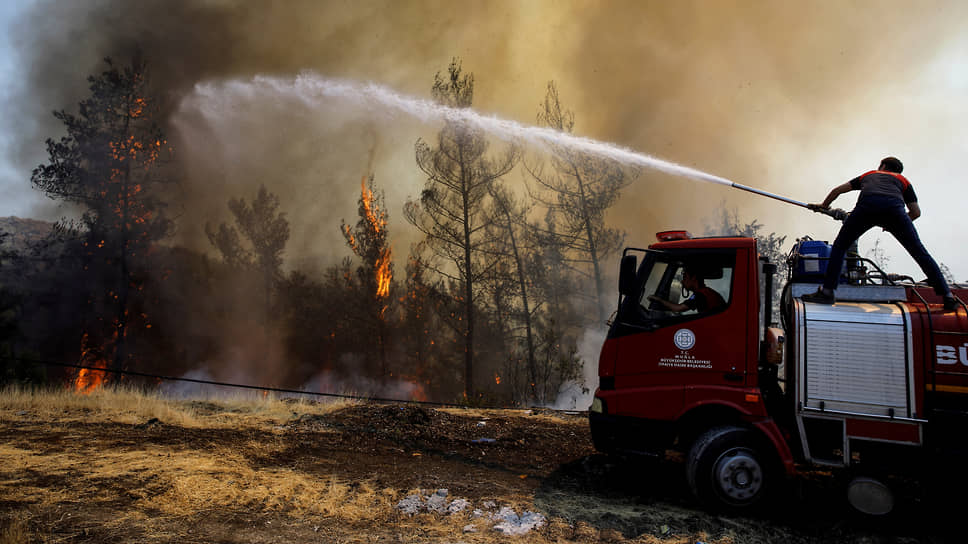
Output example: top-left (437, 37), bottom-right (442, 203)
top-left (183, 72), bottom-right (740, 189)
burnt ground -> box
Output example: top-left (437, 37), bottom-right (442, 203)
top-left (0, 400), bottom-right (963, 543)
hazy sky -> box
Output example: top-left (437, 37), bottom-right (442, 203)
top-left (2, 0), bottom-right (967, 281)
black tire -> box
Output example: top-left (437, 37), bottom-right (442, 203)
top-left (686, 425), bottom-right (772, 511)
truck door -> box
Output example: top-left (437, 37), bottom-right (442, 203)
top-left (607, 248), bottom-right (750, 420)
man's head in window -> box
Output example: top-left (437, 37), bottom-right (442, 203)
top-left (648, 263), bottom-right (727, 313)
top-left (682, 264), bottom-right (726, 312)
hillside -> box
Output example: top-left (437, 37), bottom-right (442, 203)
top-left (0, 216), bottom-right (54, 254)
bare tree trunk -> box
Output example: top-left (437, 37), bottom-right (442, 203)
top-left (491, 188), bottom-right (537, 401)
top-left (112, 98), bottom-right (133, 376)
top-left (462, 169), bottom-right (475, 398)
top-left (572, 165), bottom-right (605, 323)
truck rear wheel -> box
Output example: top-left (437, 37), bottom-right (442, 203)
top-left (686, 426), bottom-right (771, 511)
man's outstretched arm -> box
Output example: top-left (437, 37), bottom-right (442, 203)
top-left (815, 182), bottom-right (854, 209)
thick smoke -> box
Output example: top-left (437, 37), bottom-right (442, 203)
top-left (10, 1), bottom-right (968, 262)
top-left (7, 1), bottom-right (968, 395)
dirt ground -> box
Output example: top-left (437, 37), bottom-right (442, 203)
top-left (0, 393), bottom-right (962, 543)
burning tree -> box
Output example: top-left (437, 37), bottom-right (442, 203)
top-left (31, 55), bottom-right (173, 390)
top-left (526, 81), bottom-right (631, 324)
top-left (340, 175), bottom-right (394, 378)
top-left (404, 59), bottom-right (519, 398)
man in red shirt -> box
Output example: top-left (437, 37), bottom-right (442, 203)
top-left (802, 156), bottom-right (957, 310)
top-left (648, 265), bottom-right (726, 313)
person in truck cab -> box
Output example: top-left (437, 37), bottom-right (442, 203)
top-left (803, 156), bottom-right (958, 311)
top-left (647, 265), bottom-right (726, 313)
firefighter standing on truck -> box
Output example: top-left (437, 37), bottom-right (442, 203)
top-left (802, 156), bottom-right (958, 311)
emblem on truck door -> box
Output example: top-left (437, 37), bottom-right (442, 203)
top-left (674, 328), bottom-right (696, 350)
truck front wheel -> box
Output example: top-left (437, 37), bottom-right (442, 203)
top-left (686, 426), bottom-right (771, 511)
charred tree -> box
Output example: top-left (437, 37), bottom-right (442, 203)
top-left (404, 59), bottom-right (518, 398)
top-left (31, 55), bottom-right (173, 382)
top-left (526, 81), bottom-right (631, 324)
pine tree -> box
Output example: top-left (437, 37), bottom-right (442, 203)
top-left (404, 59), bottom-right (518, 398)
top-left (526, 82), bottom-right (631, 324)
top-left (340, 175), bottom-right (394, 378)
top-left (206, 184), bottom-right (290, 325)
top-left (31, 55), bottom-right (173, 379)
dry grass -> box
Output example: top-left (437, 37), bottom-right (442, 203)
top-left (0, 386), bottom-right (748, 543)
top-left (0, 384), bottom-right (354, 428)
top-left (148, 447), bottom-right (398, 519)
top-left (0, 517), bottom-right (28, 544)
top-left (0, 385), bottom-right (400, 542)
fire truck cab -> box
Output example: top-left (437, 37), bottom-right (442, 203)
top-left (589, 230), bottom-right (968, 514)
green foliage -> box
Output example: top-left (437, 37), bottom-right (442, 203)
top-left (531, 316), bottom-right (583, 406)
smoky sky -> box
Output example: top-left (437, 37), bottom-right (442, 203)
top-left (7, 0), bottom-right (968, 277)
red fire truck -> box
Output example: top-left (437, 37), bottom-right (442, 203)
top-left (589, 230), bottom-right (968, 514)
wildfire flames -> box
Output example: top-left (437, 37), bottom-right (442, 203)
top-left (360, 177), bottom-right (392, 300)
top-left (408, 379), bottom-right (429, 402)
top-left (74, 332), bottom-right (113, 393)
top-left (74, 85), bottom-right (164, 395)
top-left (343, 177), bottom-right (393, 310)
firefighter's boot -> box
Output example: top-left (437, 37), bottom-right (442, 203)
top-left (802, 288), bottom-right (835, 305)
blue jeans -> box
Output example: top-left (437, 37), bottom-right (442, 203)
top-left (823, 195), bottom-right (949, 296)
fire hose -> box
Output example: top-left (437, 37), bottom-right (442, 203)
top-left (728, 181), bottom-right (848, 221)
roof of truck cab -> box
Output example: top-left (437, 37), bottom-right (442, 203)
top-left (648, 236), bottom-right (757, 250)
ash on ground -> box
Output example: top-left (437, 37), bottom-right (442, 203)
top-left (396, 489), bottom-right (546, 536)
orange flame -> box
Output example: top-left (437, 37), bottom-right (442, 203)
top-left (359, 177), bottom-right (393, 304)
top-left (409, 382), bottom-right (429, 402)
top-left (376, 248), bottom-right (392, 299)
top-left (74, 332), bottom-right (112, 393)
top-left (360, 177), bottom-right (384, 234)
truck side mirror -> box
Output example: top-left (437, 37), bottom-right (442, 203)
top-left (619, 255), bottom-right (638, 297)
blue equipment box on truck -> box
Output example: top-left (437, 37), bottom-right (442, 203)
top-left (791, 239), bottom-right (845, 283)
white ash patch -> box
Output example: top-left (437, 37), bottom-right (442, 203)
top-left (490, 506), bottom-right (547, 535)
top-left (396, 489), bottom-right (546, 535)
